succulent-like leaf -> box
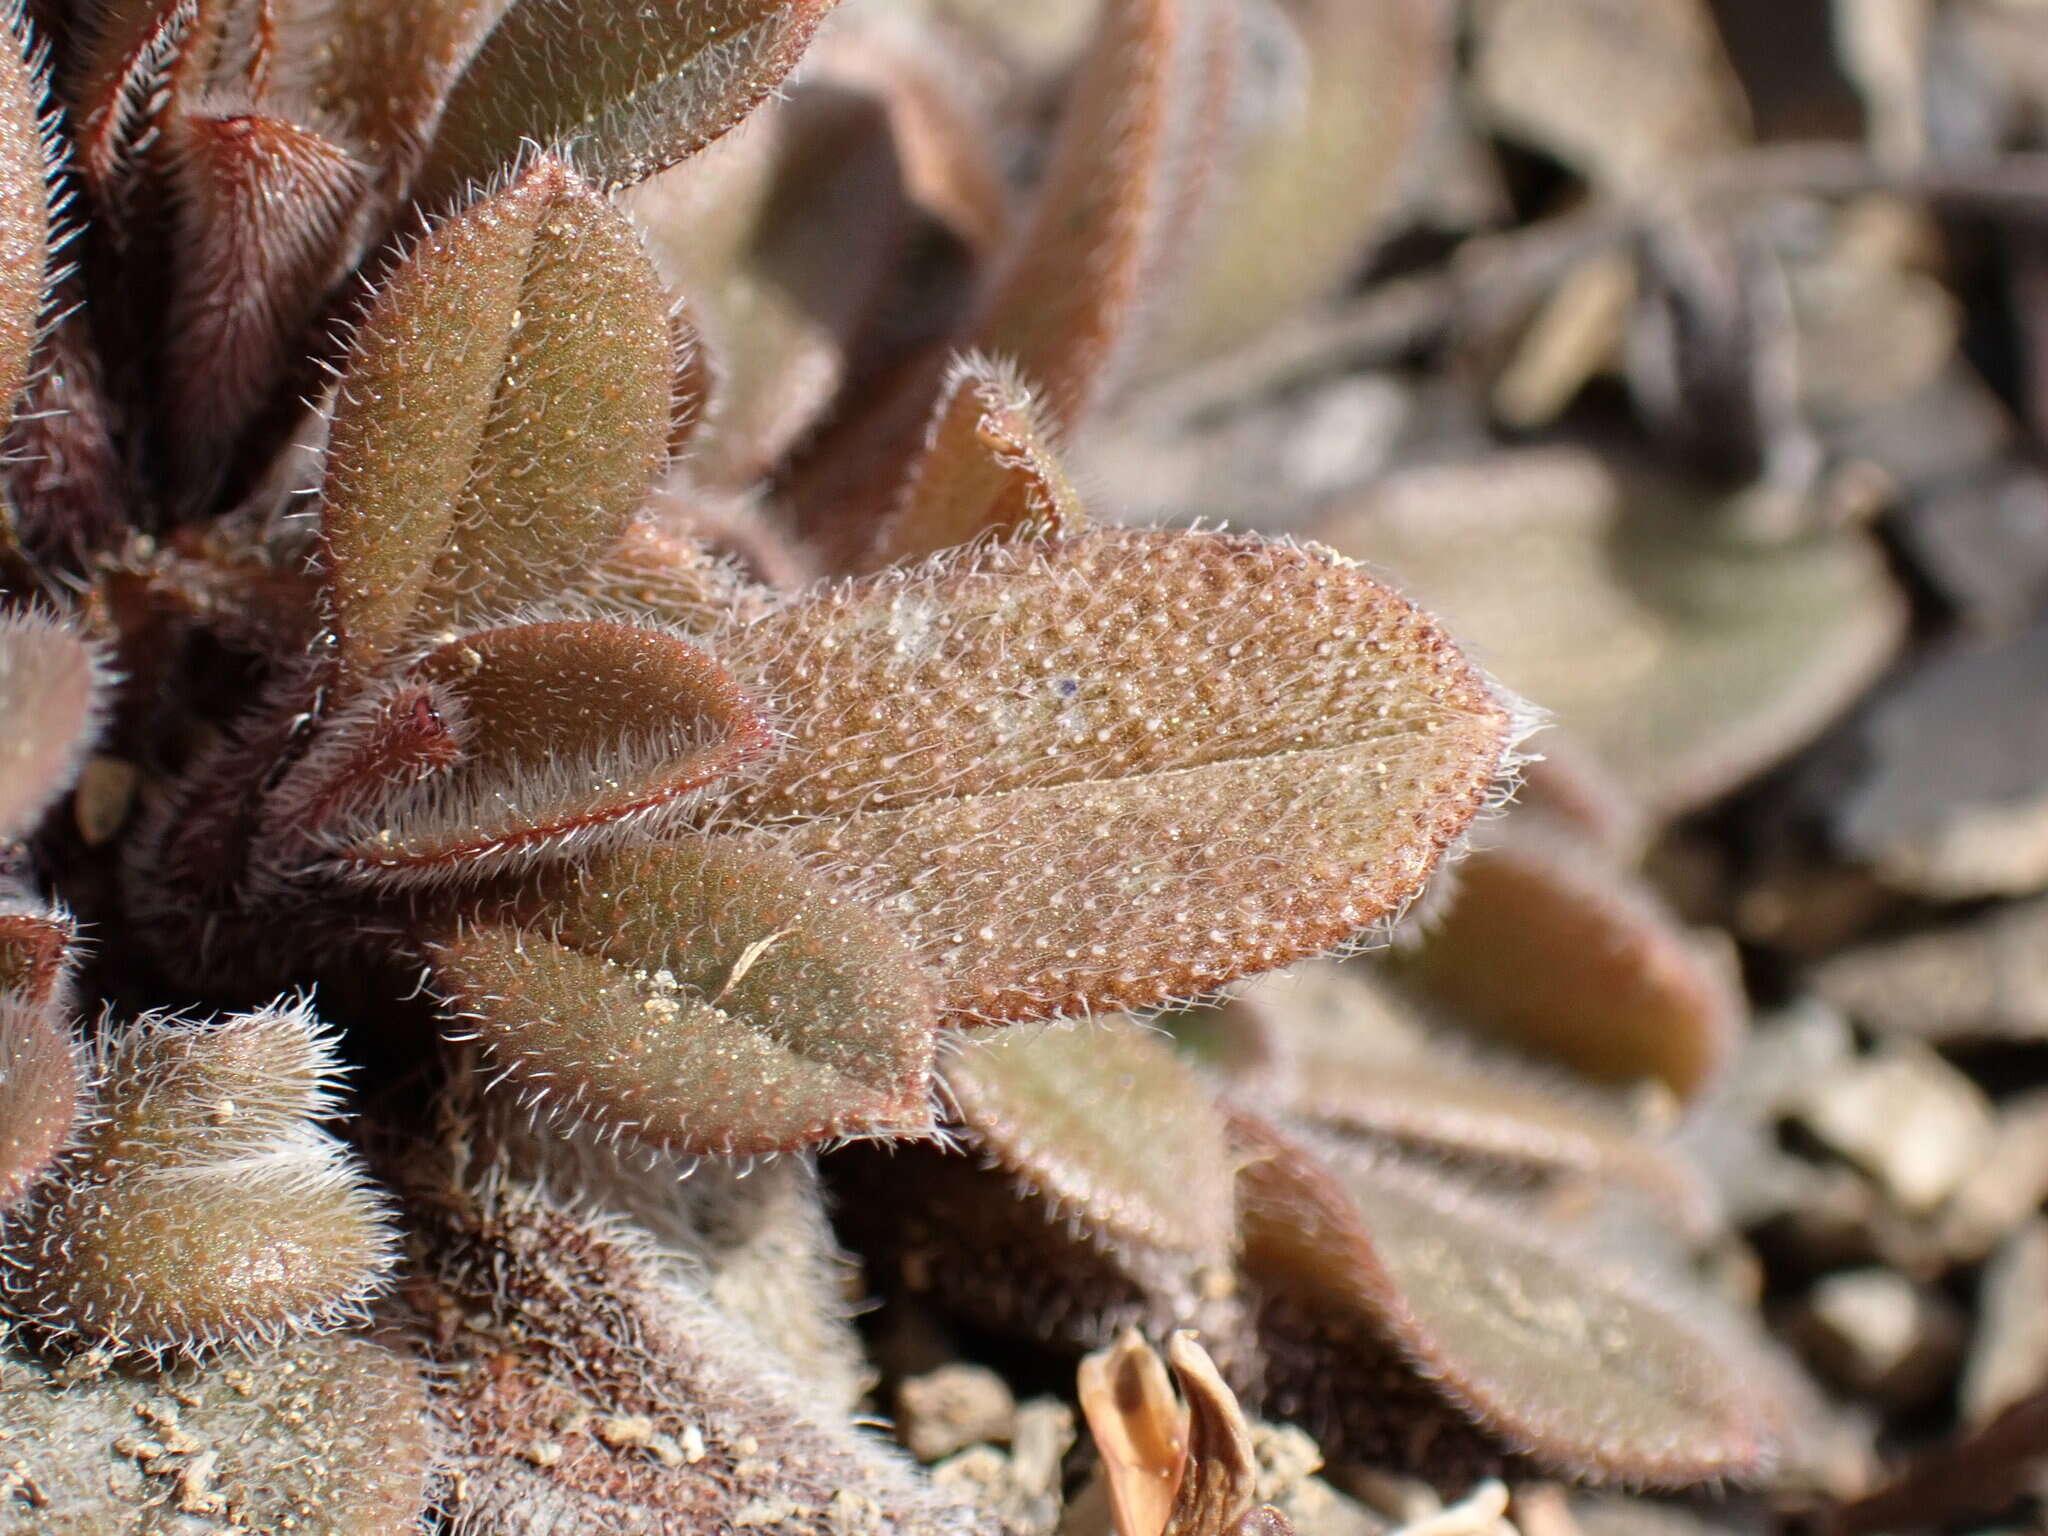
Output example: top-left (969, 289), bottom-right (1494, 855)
top-left (944, 1016), bottom-right (1237, 1268)
top-left (1234, 1111), bottom-right (1790, 1487)
top-left (1145, 0), bottom-right (1449, 371)
top-left (0, 0), bottom-right (54, 426)
top-left (419, 1170), bottom-right (993, 1536)
top-left (2, 998), bottom-right (397, 1354)
top-left (1386, 821), bottom-right (1743, 1101)
top-left (270, 619), bottom-right (773, 881)
top-left (1317, 450), bottom-right (1906, 814)
top-left (868, 352), bottom-right (1088, 569)
top-left (413, 0), bottom-right (843, 206)
top-left (0, 612), bottom-right (106, 843)
top-left (425, 836), bottom-right (939, 1155)
top-left (0, 1333), bottom-right (434, 1534)
top-left (161, 107), bottom-right (367, 479)
top-left (0, 993), bottom-right (78, 1211)
top-left (317, 156), bottom-right (671, 681)
top-left (709, 527), bottom-right (1523, 1022)
top-left (971, 0), bottom-right (1235, 427)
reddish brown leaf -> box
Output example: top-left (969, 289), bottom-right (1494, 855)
top-left (945, 1015), bottom-right (1237, 1267)
top-left (707, 528), bottom-right (1523, 1023)
top-left (425, 836), bottom-right (939, 1155)
top-left (1387, 819), bottom-right (1744, 1101)
top-left (65, 0), bottom-right (204, 203)
top-left (867, 352), bottom-right (1087, 569)
top-left (317, 156), bottom-right (672, 681)
top-left (161, 107), bottom-right (368, 480)
top-left (1234, 1111), bottom-right (1792, 1487)
top-left (271, 619), bottom-right (773, 881)
top-left (272, 0), bottom-right (498, 170)
top-left (0, 885), bottom-right (71, 1008)
top-left (413, 0), bottom-right (844, 206)
top-left (0, 992), bottom-right (78, 1210)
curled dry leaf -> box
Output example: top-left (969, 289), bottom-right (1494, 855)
top-left (414, 0), bottom-right (844, 204)
top-left (1, 998), bottom-right (397, 1355)
top-left (271, 619), bottom-right (773, 882)
top-left (1386, 819), bottom-right (1745, 1102)
top-left (424, 836), bottom-right (939, 1156)
top-left (1317, 449), bottom-right (1906, 815)
top-left (709, 527), bottom-right (1525, 1023)
top-left (0, 0), bottom-right (51, 421)
top-left (0, 611), bottom-right (107, 843)
top-left (0, 1333), bottom-right (435, 1535)
top-left (868, 352), bottom-right (1088, 569)
top-left (419, 1170), bottom-right (994, 1536)
top-left (1234, 1111), bottom-right (1792, 1488)
top-left (317, 155), bottom-right (671, 682)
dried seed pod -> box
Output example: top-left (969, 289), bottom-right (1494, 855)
top-left (267, 619), bottom-right (773, 883)
top-left (1387, 820), bottom-right (1743, 1101)
top-left (710, 527), bottom-right (1525, 1023)
top-left (1079, 1330), bottom-right (1187, 1536)
top-left (414, 0), bottom-right (844, 205)
top-left (419, 1170), bottom-right (993, 1536)
top-left (1234, 1111), bottom-right (1793, 1488)
top-left (0, 611), bottom-right (108, 843)
top-left (0, 0), bottom-right (54, 424)
top-left (0, 1332), bottom-right (435, 1533)
top-left (424, 836), bottom-right (939, 1156)
top-left (944, 1016), bottom-right (1237, 1270)
top-left (867, 352), bottom-right (1087, 569)
top-left (316, 155), bottom-right (672, 682)
top-left (3, 998), bottom-right (397, 1355)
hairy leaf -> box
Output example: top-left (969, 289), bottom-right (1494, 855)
top-left (971, 0), bottom-right (1236, 427)
top-left (317, 156), bottom-right (671, 680)
top-left (3, 999), bottom-right (397, 1354)
top-left (1235, 1112), bottom-right (1789, 1487)
top-left (162, 108), bottom-right (367, 479)
top-left (271, 619), bottom-right (773, 881)
top-left (65, 0), bottom-right (204, 203)
top-left (0, 1), bottom-right (49, 429)
top-left (0, 612), bottom-right (106, 843)
top-left (274, 0), bottom-right (500, 167)
top-left (707, 528), bottom-right (1523, 1022)
top-left (0, 1333), bottom-right (434, 1534)
top-left (0, 885), bottom-right (70, 1008)
top-left (0, 994), bottom-right (77, 1211)
top-left (1388, 821), bottom-right (1743, 1101)
top-left (945, 1016), bottom-right (1236, 1266)
top-left (418, 1171), bottom-right (993, 1536)
top-left (414, 0), bottom-right (843, 205)
top-left (868, 352), bottom-right (1087, 569)
top-left (425, 836), bottom-right (939, 1155)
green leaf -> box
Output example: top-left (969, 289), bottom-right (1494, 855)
top-left (317, 156), bottom-right (672, 681)
top-left (4, 999), bottom-right (397, 1355)
top-left (425, 836), bottom-right (939, 1155)
top-left (413, 0), bottom-right (844, 205)
top-left (0, 1334), bottom-right (434, 1534)
top-left (708, 527), bottom-right (1524, 1023)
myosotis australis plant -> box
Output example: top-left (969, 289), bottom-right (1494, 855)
top-left (0, 1), bottom-right (1834, 1531)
